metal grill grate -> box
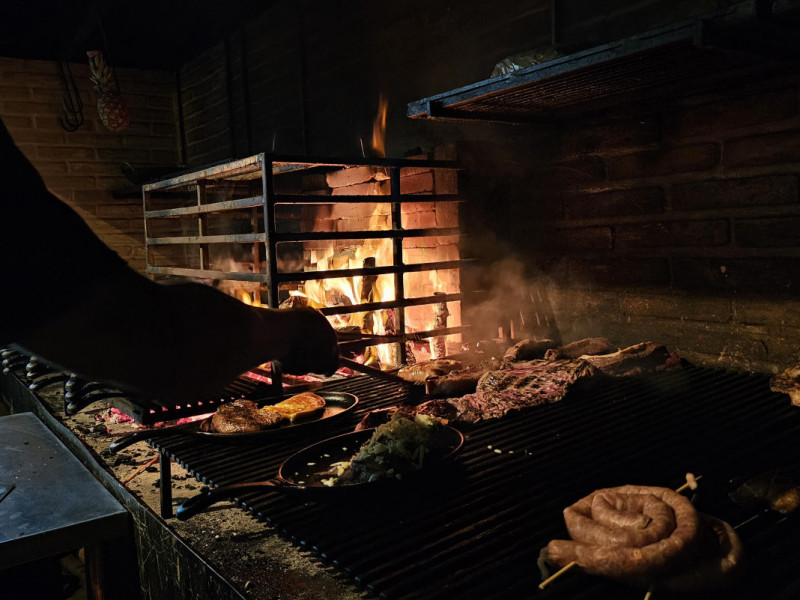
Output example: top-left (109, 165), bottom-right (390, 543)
top-left (152, 366), bottom-right (800, 599)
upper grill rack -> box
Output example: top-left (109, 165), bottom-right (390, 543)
top-left (408, 8), bottom-right (800, 124)
top-left (153, 366), bottom-right (800, 600)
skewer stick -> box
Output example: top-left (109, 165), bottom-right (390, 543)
top-left (675, 474), bottom-right (702, 494)
top-left (538, 561), bottom-right (576, 590)
top-left (538, 476), bottom-right (705, 591)
top-left (121, 455), bottom-right (159, 485)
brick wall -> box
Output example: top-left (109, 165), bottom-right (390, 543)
top-left (459, 72), bottom-right (800, 375)
top-left (1, 57), bottom-right (179, 273)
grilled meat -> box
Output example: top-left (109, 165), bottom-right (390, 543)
top-left (503, 338), bottom-right (556, 363)
top-left (580, 341), bottom-right (675, 376)
top-left (397, 359), bottom-right (463, 384)
top-left (211, 399), bottom-right (286, 434)
top-left (417, 359), bottom-right (598, 424)
top-left (770, 364), bottom-right (800, 406)
top-left (425, 363), bottom-right (497, 397)
top-left (544, 337), bottom-right (612, 360)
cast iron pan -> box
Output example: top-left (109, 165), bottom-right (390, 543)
top-left (175, 424), bottom-right (465, 520)
top-left (108, 391), bottom-right (358, 453)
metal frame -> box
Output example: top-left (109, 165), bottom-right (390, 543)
top-left (143, 153), bottom-right (466, 367)
top-left (407, 5), bottom-right (800, 124)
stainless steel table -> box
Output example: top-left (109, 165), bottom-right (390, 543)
top-left (0, 412), bottom-right (129, 569)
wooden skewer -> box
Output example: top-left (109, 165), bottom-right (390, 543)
top-left (539, 476), bottom-right (704, 591)
top-left (121, 455), bottom-right (159, 485)
top-left (538, 561), bottom-right (577, 590)
top-left (675, 474), bottom-right (702, 494)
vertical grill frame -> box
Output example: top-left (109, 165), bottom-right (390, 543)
top-left (142, 154), bottom-right (469, 366)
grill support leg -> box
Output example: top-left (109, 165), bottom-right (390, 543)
top-left (159, 451), bottom-right (172, 518)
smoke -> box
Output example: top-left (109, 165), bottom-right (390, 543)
top-left (462, 251), bottom-right (562, 344)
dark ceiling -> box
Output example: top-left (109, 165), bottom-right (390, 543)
top-left (1, 0), bottom-right (269, 70)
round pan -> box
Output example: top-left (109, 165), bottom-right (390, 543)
top-left (175, 425), bottom-right (464, 520)
top-left (108, 391), bottom-right (358, 454)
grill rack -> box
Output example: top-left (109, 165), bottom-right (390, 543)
top-left (151, 366), bottom-right (800, 600)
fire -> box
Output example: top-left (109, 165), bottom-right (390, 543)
top-left (371, 93), bottom-right (388, 158)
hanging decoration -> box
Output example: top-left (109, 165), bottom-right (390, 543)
top-left (87, 50), bottom-right (130, 133)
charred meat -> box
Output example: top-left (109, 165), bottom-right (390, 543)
top-left (211, 399), bottom-right (286, 434)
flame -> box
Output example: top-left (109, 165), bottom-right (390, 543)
top-left (371, 93), bottom-right (388, 158)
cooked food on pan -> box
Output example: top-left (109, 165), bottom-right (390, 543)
top-left (211, 399), bottom-right (287, 434)
top-left (544, 485), bottom-right (744, 592)
top-left (208, 393), bottom-right (327, 434)
top-left (729, 468), bottom-right (800, 514)
top-left (320, 413), bottom-right (450, 486)
top-left (262, 392), bottom-right (326, 422)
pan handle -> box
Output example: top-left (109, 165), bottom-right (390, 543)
top-left (175, 480), bottom-right (286, 520)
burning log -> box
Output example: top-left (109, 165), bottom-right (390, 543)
top-left (360, 257), bottom-right (379, 365)
top-left (430, 292), bottom-right (449, 359)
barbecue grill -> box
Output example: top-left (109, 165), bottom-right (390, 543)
top-left (142, 152), bottom-right (469, 382)
top-left (144, 364), bottom-right (800, 600)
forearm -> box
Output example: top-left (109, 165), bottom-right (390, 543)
top-left (16, 272), bottom-right (294, 401)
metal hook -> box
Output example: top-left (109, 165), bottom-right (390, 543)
top-left (57, 61), bottom-right (84, 132)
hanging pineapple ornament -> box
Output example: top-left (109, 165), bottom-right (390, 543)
top-left (87, 50), bottom-right (130, 133)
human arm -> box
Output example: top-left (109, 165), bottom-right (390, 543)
top-left (0, 117), bottom-right (338, 400)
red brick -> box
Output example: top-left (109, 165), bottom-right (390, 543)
top-left (621, 293), bottom-right (731, 323)
top-left (536, 226), bottom-right (613, 251)
top-left (734, 297), bottom-right (800, 328)
top-left (736, 217), bottom-right (800, 247)
top-left (1, 115), bottom-right (31, 129)
top-left (725, 129), bottom-right (800, 168)
top-left (616, 219), bottom-right (729, 248)
top-left (672, 175), bottom-right (799, 210)
top-left (97, 203), bottom-right (145, 218)
top-left (96, 148), bottom-right (152, 162)
top-left (672, 258), bottom-right (800, 290)
top-left (326, 166), bottom-right (384, 188)
top-left (560, 117), bottom-right (660, 154)
top-left (403, 210), bottom-right (437, 229)
top-left (607, 143), bottom-right (718, 180)
top-left (331, 181), bottom-right (388, 196)
top-left (434, 202), bottom-right (459, 227)
top-left (36, 146), bottom-right (95, 160)
top-left (3, 100), bottom-right (59, 116)
top-left (531, 156), bottom-right (607, 188)
top-left (400, 171), bottom-right (434, 194)
top-left (664, 87), bottom-right (797, 138)
top-left (329, 202), bottom-right (384, 219)
top-left (558, 257), bottom-right (671, 286)
top-left (564, 187), bottom-right (663, 218)
top-left (43, 175), bottom-right (97, 190)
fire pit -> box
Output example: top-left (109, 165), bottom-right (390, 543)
top-left (142, 151), bottom-right (467, 392)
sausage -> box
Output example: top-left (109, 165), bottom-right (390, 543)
top-left (546, 485), bottom-right (701, 582)
top-left (657, 514), bottom-right (744, 592)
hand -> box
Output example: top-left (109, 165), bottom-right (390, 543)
top-left (277, 307), bottom-right (339, 375)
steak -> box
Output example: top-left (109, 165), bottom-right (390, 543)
top-left (211, 399), bottom-right (286, 434)
top-left (580, 341), bottom-right (675, 377)
top-left (416, 359), bottom-right (598, 424)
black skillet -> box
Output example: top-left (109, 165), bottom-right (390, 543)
top-left (108, 391), bottom-right (358, 453)
top-left (175, 424), bottom-right (465, 520)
